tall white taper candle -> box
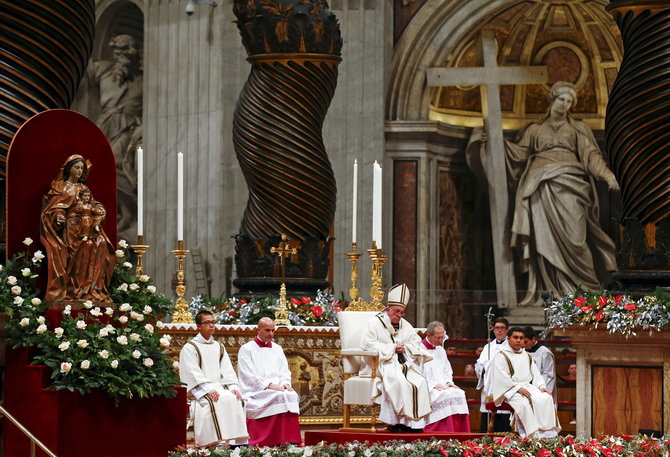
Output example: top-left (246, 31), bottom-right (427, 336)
top-left (137, 146), bottom-right (144, 237)
top-left (177, 151), bottom-right (184, 241)
top-left (372, 161), bottom-right (382, 249)
top-left (352, 159), bottom-right (358, 244)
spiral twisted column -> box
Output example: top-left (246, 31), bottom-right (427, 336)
top-left (234, 54), bottom-right (339, 241)
top-left (606, 0), bottom-right (670, 285)
top-left (0, 0), bottom-right (95, 171)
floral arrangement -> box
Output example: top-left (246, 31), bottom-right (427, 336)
top-left (2, 238), bottom-right (180, 402)
top-left (168, 435), bottom-right (670, 457)
top-left (190, 289), bottom-right (345, 326)
top-left (546, 288), bottom-right (670, 336)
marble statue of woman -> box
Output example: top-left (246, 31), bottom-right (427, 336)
top-left (468, 82), bottom-right (619, 306)
top-left (40, 155), bottom-right (116, 302)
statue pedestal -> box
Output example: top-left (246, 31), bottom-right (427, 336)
top-left (557, 326), bottom-right (670, 438)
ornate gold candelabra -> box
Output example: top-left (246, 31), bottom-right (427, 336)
top-left (171, 240), bottom-right (193, 324)
top-left (131, 235), bottom-right (149, 277)
top-left (367, 241), bottom-right (387, 309)
top-left (346, 242), bottom-right (363, 304)
top-left (271, 234), bottom-right (297, 326)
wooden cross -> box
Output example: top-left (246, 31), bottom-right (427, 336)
top-left (271, 234), bottom-right (297, 284)
top-left (426, 30), bottom-right (548, 307)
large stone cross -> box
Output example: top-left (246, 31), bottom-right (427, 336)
top-left (426, 30), bottom-right (548, 307)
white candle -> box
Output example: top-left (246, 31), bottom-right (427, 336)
top-left (372, 161), bottom-right (382, 249)
top-left (137, 146), bottom-right (144, 237)
top-left (352, 159), bottom-right (358, 244)
top-left (177, 151), bottom-right (184, 241)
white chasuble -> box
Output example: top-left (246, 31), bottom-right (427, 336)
top-left (360, 312), bottom-right (431, 427)
top-left (237, 339), bottom-right (300, 419)
top-left (421, 341), bottom-right (469, 425)
top-left (489, 348), bottom-right (560, 438)
top-left (179, 335), bottom-right (249, 446)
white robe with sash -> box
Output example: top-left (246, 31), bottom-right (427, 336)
top-left (489, 348), bottom-right (560, 438)
top-left (179, 334), bottom-right (249, 446)
top-left (360, 312), bottom-right (431, 427)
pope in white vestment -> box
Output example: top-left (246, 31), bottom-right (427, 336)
top-left (237, 317), bottom-right (301, 446)
top-left (489, 328), bottom-right (560, 438)
top-left (420, 322), bottom-right (470, 432)
top-left (360, 284), bottom-right (431, 432)
top-left (179, 311), bottom-right (248, 447)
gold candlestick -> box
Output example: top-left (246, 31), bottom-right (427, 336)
top-left (131, 235), bottom-right (149, 277)
top-left (270, 234), bottom-right (297, 326)
top-left (171, 239), bottom-right (193, 324)
top-left (346, 242), bottom-right (363, 304)
top-left (367, 241), bottom-right (387, 309)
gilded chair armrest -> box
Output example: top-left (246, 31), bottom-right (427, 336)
top-left (341, 349), bottom-right (378, 357)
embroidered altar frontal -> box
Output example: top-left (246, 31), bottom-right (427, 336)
top-left (163, 324), bottom-right (372, 425)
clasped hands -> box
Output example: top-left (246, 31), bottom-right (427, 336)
top-left (395, 343), bottom-right (405, 354)
top-left (267, 383), bottom-right (294, 392)
top-left (517, 386), bottom-right (549, 399)
top-left (207, 387), bottom-right (243, 402)
top-left (435, 382), bottom-right (461, 391)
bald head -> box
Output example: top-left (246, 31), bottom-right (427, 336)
top-left (257, 317), bottom-right (276, 343)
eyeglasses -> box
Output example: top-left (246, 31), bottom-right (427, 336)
top-left (199, 320), bottom-right (216, 325)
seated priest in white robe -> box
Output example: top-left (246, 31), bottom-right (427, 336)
top-left (179, 311), bottom-right (249, 447)
top-left (237, 317), bottom-right (301, 446)
top-left (360, 284), bottom-right (431, 433)
top-left (420, 321), bottom-right (470, 432)
top-left (489, 327), bottom-right (561, 438)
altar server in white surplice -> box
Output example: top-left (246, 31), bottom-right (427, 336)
top-left (179, 311), bottom-right (249, 447)
top-left (489, 327), bottom-right (561, 438)
top-left (420, 321), bottom-right (470, 432)
top-left (360, 284), bottom-right (431, 433)
top-left (237, 317), bottom-right (301, 446)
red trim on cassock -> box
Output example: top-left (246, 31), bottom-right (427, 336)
top-left (246, 412), bottom-right (301, 446)
top-left (424, 413), bottom-right (471, 433)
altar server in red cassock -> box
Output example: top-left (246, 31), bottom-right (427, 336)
top-left (237, 317), bottom-right (301, 446)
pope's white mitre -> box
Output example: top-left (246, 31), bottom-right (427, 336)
top-left (387, 284), bottom-right (410, 308)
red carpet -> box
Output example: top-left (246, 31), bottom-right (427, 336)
top-left (304, 429), bottom-right (488, 445)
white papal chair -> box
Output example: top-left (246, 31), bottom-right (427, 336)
top-left (338, 308), bottom-right (381, 430)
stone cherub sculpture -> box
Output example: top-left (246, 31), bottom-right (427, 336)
top-left (468, 82), bottom-right (619, 305)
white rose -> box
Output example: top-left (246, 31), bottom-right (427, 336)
top-left (160, 337), bottom-right (170, 348)
top-left (37, 316), bottom-right (45, 324)
top-left (105, 324), bottom-right (115, 333)
top-left (83, 300), bottom-right (93, 309)
top-left (80, 360), bottom-right (91, 370)
top-left (172, 361), bottom-right (179, 369)
top-left (111, 360), bottom-right (119, 368)
top-left (130, 333), bottom-right (141, 342)
top-left (99, 349), bottom-right (110, 359)
top-left (19, 317), bottom-right (30, 327)
top-left (0, 264), bottom-right (3, 271)
top-left (143, 358), bottom-right (154, 367)
top-left (21, 267), bottom-right (31, 277)
top-left (115, 249), bottom-right (125, 258)
top-left (98, 328), bottom-right (109, 338)
top-left (6, 276), bottom-right (17, 285)
top-left (22, 237), bottom-right (33, 246)
top-left (11, 285), bottom-right (21, 295)
top-left (31, 297), bottom-right (42, 306)
top-left (143, 305), bottom-right (153, 314)
top-left (90, 307), bottom-right (102, 317)
top-left (63, 305), bottom-right (72, 315)
top-left (60, 362), bottom-right (72, 373)
top-left (144, 323), bottom-right (154, 333)
top-left (36, 324), bottom-right (47, 334)
top-left (123, 261), bottom-right (132, 269)
top-left (132, 350), bottom-right (141, 359)
top-left (105, 307), bottom-right (114, 316)
top-left (117, 335), bottom-right (128, 345)
top-left (147, 285), bottom-right (157, 294)
top-left (129, 283), bottom-right (139, 291)
top-left (76, 320), bottom-right (87, 330)
top-left (32, 250), bottom-right (45, 263)
top-left (77, 339), bottom-right (88, 348)
top-left (117, 283), bottom-right (128, 292)
top-left (118, 315), bottom-right (129, 324)
top-left (14, 296), bottom-right (24, 305)
top-left (163, 334), bottom-right (172, 341)
top-left (130, 311), bottom-right (144, 321)
top-left (156, 320), bottom-right (165, 329)
top-left (58, 341), bottom-right (71, 351)
top-left (118, 239), bottom-right (129, 249)
top-left (139, 275), bottom-right (150, 283)
top-left (119, 303), bottom-right (131, 312)
top-left (54, 327), bottom-right (64, 338)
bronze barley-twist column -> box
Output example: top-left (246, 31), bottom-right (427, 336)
top-left (232, 0), bottom-right (342, 297)
top-left (606, 1), bottom-right (670, 288)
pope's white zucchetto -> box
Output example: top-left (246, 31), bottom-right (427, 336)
top-left (387, 284), bottom-right (410, 309)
